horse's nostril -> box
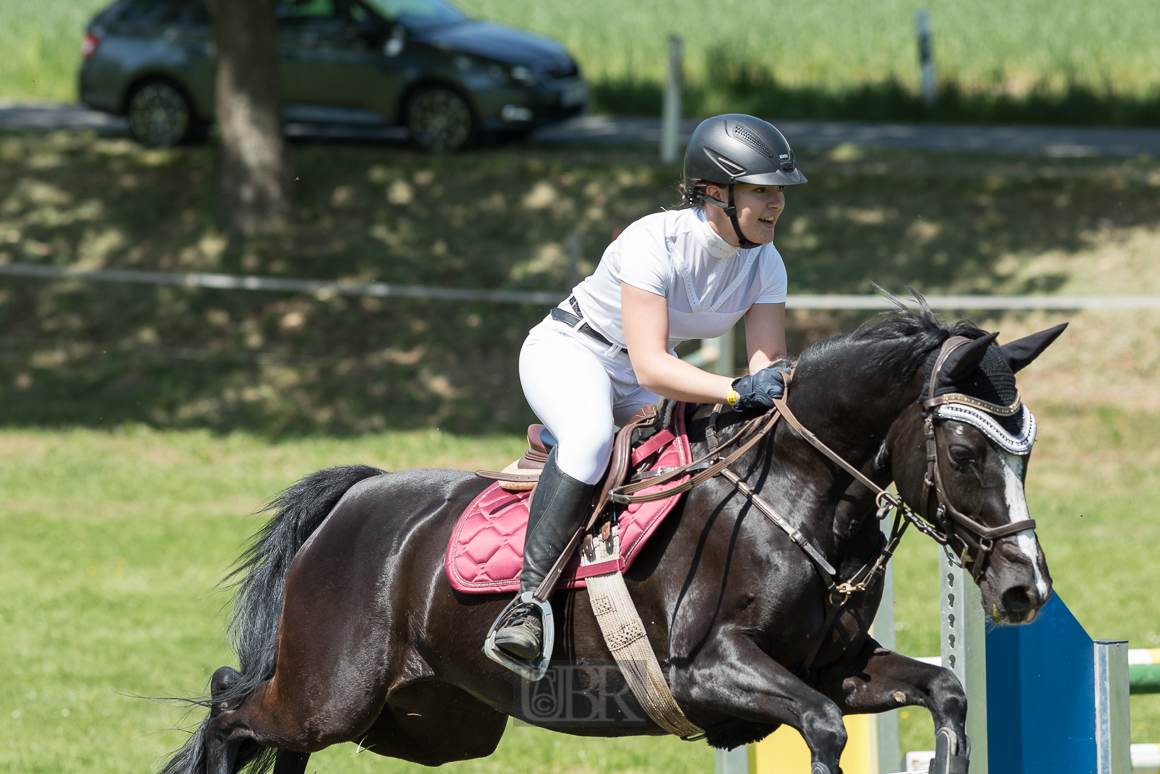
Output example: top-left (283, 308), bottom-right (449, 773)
top-left (1001, 585), bottom-right (1038, 612)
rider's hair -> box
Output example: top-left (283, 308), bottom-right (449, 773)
top-left (677, 179), bottom-right (714, 209)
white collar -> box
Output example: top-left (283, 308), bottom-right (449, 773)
top-left (693, 207), bottom-right (740, 260)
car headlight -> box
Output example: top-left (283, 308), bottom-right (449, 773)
top-left (509, 65), bottom-right (538, 86)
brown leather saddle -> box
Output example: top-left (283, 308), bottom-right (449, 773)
top-left (476, 397), bottom-right (681, 519)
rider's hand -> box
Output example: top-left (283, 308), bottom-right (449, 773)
top-left (727, 361), bottom-right (792, 411)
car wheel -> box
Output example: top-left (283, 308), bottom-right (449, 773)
top-left (405, 86), bottom-right (474, 153)
top-left (127, 80), bottom-right (193, 148)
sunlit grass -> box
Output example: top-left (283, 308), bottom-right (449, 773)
top-left (458, 0), bottom-right (1160, 96)
top-left (0, 428), bottom-right (713, 773)
top-left (3, 0), bottom-right (1160, 122)
top-left (2, 408), bottom-right (1158, 771)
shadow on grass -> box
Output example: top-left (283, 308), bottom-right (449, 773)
top-left (0, 132), bottom-right (1157, 436)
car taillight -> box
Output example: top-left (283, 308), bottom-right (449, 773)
top-left (81, 32), bottom-right (100, 59)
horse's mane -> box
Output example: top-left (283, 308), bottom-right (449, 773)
top-left (796, 290), bottom-right (986, 381)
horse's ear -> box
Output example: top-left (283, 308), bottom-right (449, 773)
top-left (998, 323), bottom-right (1068, 373)
top-left (941, 332), bottom-right (999, 384)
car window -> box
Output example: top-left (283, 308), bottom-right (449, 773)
top-left (361, 0), bottom-right (465, 29)
top-left (120, 0), bottom-right (206, 23)
top-left (279, 0), bottom-right (370, 23)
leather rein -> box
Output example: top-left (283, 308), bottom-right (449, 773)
top-left (604, 342), bottom-right (1036, 667)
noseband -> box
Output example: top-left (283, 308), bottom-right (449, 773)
top-left (920, 336), bottom-right (1037, 581)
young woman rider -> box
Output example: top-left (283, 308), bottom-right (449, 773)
top-left (490, 114), bottom-right (808, 665)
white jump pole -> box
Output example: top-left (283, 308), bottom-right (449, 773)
top-left (939, 551), bottom-right (988, 773)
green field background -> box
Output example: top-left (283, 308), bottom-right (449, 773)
top-left (3, 0), bottom-right (1160, 113)
top-left (2, 413), bottom-right (1159, 773)
top-left (1, 128), bottom-right (1159, 769)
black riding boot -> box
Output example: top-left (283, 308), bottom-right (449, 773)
top-left (493, 450), bottom-right (594, 660)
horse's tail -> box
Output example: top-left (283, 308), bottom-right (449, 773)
top-left (157, 464), bottom-right (385, 774)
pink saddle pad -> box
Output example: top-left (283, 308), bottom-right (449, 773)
top-left (446, 407), bottom-right (691, 594)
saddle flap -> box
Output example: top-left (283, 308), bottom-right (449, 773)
top-left (448, 403), bottom-right (692, 595)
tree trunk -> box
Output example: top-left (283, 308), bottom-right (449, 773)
top-left (212, 0), bottom-right (290, 236)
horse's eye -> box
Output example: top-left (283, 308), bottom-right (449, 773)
top-left (948, 444), bottom-right (975, 463)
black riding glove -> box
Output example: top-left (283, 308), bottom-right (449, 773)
top-left (728, 361), bottom-right (792, 411)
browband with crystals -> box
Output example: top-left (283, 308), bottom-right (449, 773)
top-left (934, 402), bottom-right (1037, 456)
top-left (923, 391), bottom-right (1023, 416)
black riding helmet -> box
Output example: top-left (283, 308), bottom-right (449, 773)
top-left (683, 114), bottom-right (807, 248)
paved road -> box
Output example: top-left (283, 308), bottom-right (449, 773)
top-left (4, 99), bottom-right (1160, 158)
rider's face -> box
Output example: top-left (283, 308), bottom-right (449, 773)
top-left (705, 183), bottom-right (786, 246)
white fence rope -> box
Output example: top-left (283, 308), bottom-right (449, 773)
top-left (2, 262), bottom-right (1159, 310)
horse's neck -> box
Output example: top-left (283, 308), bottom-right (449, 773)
top-left (772, 363), bottom-right (920, 560)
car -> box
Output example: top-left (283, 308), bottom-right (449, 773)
top-left (78, 0), bottom-right (587, 152)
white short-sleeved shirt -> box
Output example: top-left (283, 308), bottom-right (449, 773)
top-left (569, 208), bottom-right (788, 350)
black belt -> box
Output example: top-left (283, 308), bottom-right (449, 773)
top-left (549, 297), bottom-right (627, 354)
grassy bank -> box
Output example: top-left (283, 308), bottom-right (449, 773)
top-left (2, 132), bottom-right (1159, 435)
top-left (4, 0), bottom-right (1160, 124)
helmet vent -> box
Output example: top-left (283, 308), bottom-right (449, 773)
top-left (708, 151), bottom-right (746, 179)
top-left (730, 124), bottom-right (774, 158)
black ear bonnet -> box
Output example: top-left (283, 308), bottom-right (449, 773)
top-left (921, 323), bottom-right (1067, 454)
top-left (924, 342), bottom-right (1023, 435)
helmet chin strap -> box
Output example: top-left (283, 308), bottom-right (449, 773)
top-left (705, 185), bottom-right (760, 249)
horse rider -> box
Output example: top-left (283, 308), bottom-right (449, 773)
top-left (491, 114), bottom-right (808, 664)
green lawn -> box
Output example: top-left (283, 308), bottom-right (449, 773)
top-left (3, 0), bottom-right (1160, 122)
top-left (0, 428), bottom-right (715, 773)
top-left (2, 412), bottom-right (1158, 772)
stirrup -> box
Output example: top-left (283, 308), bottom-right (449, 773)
top-left (483, 592), bottom-right (555, 681)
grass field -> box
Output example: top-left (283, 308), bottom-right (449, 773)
top-left (2, 407), bottom-right (1159, 772)
top-left (3, 0), bottom-right (1160, 123)
top-left (1, 131), bottom-right (1159, 770)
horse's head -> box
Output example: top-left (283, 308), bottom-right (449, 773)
top-left (889, 322), bottom-right (1067, 625)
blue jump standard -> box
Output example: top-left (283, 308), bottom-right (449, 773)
top-left (986, 593), bottom-right (1119, 773)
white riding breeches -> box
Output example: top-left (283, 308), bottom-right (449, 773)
top-left (519, 316), bottom-right (659, 485)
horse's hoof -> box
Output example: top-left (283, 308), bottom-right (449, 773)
top-left (928, 727), bottom-right (969, 774)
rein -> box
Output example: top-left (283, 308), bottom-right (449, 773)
top-left (606, 345), bottom-right (1036, 668)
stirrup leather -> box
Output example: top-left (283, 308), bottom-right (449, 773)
top-left (483, 592), bottom-right (555, 681)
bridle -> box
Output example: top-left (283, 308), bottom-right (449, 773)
top-left (605, 338), bottom-right (1037, 665)
top-left (919, 336), bottom-right (1037, 581)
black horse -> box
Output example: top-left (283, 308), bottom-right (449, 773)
top-left (159, 301), bottom-right (1064, 774)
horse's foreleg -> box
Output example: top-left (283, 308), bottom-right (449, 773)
top-left (815, 640), bottom-right (969, 772)
top-left (675, 638), bottom-right (846, 774)
top-left (272, 750), bottom-right (310, 774)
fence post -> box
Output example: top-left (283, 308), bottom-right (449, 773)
top-left (916, 9), bottom-right (936, 109)
top-left (661, 35), bottom-right (683, 164)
